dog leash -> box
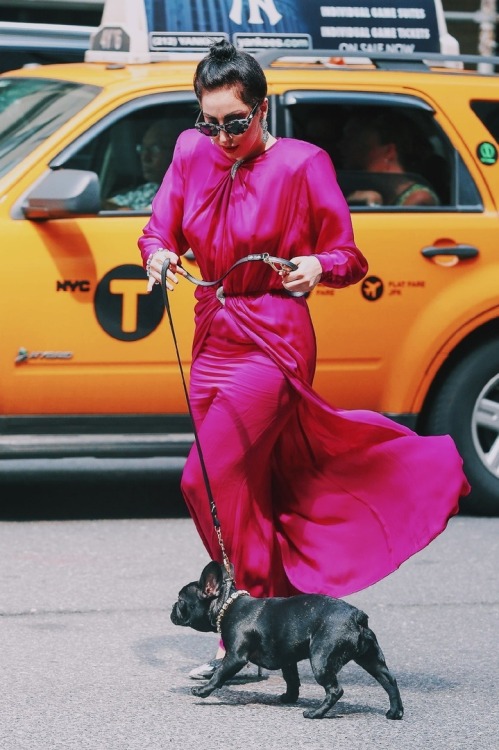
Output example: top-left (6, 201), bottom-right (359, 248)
top-left (159, 252), bottom-right (297, 580)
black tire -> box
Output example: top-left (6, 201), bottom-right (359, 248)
top-left (425, 339), bottom-right (499, 516)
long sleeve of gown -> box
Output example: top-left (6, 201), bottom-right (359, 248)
top-left (305, 150), bottom-right (368, 288)
top-left (138, 134), bottom-right (367, 290)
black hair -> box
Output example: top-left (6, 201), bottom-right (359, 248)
top-left (193, 39), bottom-right (267, 106)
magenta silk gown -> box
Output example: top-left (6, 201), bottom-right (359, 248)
top-left (139, 130), bottom-right (470, 598)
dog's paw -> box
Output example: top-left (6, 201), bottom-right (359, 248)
top-left (303, 708), bottom-right (322, 719)
top-left (191, 685), bottom-right (212, 699)
top-left (280, 691), bottom-right (299, 704)
top-left (386, 707), bottom-right (404, 720)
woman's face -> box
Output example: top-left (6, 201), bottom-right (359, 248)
top-left (139, 123), bottom-right (173, 183)
top-left (199, 86), bottom-right (267, 162)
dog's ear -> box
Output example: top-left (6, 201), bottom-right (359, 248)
top-left (199, 561), bottom-right (223, 598)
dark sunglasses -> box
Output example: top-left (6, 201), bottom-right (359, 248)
top-left (195, 102), bottom-right (260, 137)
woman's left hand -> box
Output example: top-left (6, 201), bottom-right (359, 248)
top-left (281, 256), bottom-right (323, 293)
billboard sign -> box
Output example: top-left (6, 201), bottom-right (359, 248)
top-left (87, 0), bottom-right (448, 62)
top-left (146, 0), bottom-right (439, 54)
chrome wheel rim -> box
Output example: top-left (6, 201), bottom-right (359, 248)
top-left (472, 374), bottom-right (499, 478)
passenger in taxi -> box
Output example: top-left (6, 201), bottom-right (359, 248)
top-left (340, 109), bottom-right (440, 207)
top-left (105, 121), bottom-right (173, 210)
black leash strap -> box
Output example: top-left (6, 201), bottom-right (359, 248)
top-left (159, 253), bottom-right (298, 577)
top-left (177, 252), bottom-right (297, 287)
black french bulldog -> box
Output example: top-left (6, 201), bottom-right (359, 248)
top-left (170, 561), bottom-right (404, 720)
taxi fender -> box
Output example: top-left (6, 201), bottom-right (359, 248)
top-left (380, 264), bottom-right (499, 414)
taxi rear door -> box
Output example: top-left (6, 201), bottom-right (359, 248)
top-left (280, 89), bottom-right (496, 416)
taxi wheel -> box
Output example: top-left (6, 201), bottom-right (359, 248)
top-left (424, 340), bottom-right (499, 516)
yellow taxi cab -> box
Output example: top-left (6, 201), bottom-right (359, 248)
top-left (1, 0), bottom-right (499, 515)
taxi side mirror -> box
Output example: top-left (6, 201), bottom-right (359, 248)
top-left (23, 169), bottom-right (101, 220)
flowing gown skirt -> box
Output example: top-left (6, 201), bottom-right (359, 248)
top-left (180, 291), bottom-right (470, 598)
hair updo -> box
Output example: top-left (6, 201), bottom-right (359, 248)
top-left (193, 39), bottom-right (267, 107)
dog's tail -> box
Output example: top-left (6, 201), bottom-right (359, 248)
top-left (355, 610), bottom-right (374, 654)
top-left (355, 610), bottom-right (369, 629)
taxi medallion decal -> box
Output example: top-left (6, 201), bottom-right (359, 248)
top-left (477, 141), bottom-right (498, 165)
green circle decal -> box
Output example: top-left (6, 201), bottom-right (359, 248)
top-left (477, 141), bottom-right (498, 165)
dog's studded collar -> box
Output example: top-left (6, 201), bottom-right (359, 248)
top-left (216, 590), bottom-right (250, 634)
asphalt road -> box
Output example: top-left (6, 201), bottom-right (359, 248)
top-left (1, 515), bottom-right (497, 750)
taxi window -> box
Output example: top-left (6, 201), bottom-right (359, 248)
top-left (288, 100), bottom-right (479, 211)
top-left (62, 102), bottom-right (195, 213)
top-left (0, 78), bottom-right (100, 180)
top-left (470, 100), bottom-right (499, 143)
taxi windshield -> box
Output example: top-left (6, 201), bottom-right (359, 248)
top-left (0, 77), bottom-right (100, 180)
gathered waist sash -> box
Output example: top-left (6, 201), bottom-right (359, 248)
top-left (213, 286), bottom-right (300, 304)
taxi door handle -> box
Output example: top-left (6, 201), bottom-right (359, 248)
top-left (421, 244), bottom-right (479, 260)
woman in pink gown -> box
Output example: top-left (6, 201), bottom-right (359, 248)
top-left (139, 41), bottom-right (470, 674)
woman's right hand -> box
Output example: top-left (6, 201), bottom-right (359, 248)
top-left (146, 249), bottom-right (184, 292)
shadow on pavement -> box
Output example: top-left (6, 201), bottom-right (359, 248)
top-left (0, 468), bottom-right (188, 521)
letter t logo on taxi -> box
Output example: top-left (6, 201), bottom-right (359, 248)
top-left (109, 279), bottom-right (146, 333)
